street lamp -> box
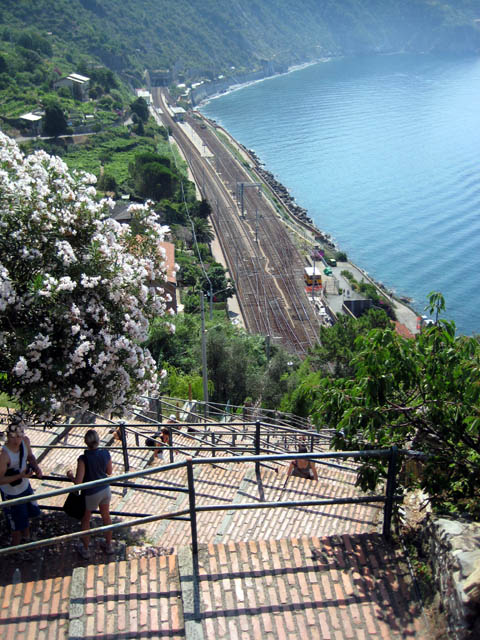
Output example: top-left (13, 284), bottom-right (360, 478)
top-left (200, 293), bottom-right (209, 418)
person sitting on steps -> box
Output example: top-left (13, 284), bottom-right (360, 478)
top-left (286, 444), bottom-right (318, 481)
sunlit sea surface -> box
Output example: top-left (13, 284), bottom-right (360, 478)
top-left (200, 54), bottom-right (480, 335)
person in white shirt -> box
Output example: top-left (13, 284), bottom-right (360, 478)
top-left (0, 417), bottom-right (43, 545)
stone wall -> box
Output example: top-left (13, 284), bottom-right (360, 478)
top-left (425, 518), bottom-right (480, 639)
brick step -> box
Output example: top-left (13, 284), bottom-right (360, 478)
top-left (67, 554), bottom-right (184, 639)
top-left (105, 458), bottom-right (381, 551)
top-left (191, 533), bottom-right (430, 638)
top-left (114, 459), bottom-right (250, 547)
top-left (1, 532), bottom-right (431, 639)
top-left (0, 570), bottom-right (71, 640)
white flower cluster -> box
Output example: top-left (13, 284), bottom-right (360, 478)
top-left (0, 132), bottom-right (170, 420)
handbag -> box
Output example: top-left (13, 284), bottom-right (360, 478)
top-left (63, 491), bottom-right (86, 519)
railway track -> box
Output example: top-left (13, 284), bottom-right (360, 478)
top-left (152, 88), bottom-right (320, 356)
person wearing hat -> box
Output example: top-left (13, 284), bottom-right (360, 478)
top-left (0, 417), bottom-right (43, 546)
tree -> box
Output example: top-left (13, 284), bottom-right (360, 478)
top-left (130, 152), bottom-right (177, 201)
top-left (192, 217), bottom-right (214, 244)
top-left (135, 161), bottom-right (176, 200)
top-left (310, 308), bottom-right (391, 377)
top-left (191, 199), bottom-right (212, 219)
top-left (200, 263), bottom-right (234, 300)
top-left (307, 293), bottom-right (480, 518)
top-left (0, 133), bottom-right (171, 421)
top-left (43, 102), bottom-right (68, 137)
top-left (130, 97), bottom-right (149, 123)
top-left (205, 326), bottom-right (263, 405)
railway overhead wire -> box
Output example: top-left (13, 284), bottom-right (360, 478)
top-left (152, 88), bottom-right (320, 356)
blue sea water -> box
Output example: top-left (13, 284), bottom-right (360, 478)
top-left (200, 54), bottom-right (480, 335)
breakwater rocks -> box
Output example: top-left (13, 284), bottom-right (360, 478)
top-left (247, 149), bottom-right (311, 223)
top-left (425, 517), bottom-right (480, 639)
top-left (246, 148), bottom-right (337, 249)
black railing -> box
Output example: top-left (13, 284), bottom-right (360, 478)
top-left (31, 418), bottom-right (338, 476)
top-left (0, 447), bottom-right (409, 558)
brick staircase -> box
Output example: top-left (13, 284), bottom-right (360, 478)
top-left (0, 419), bottom-right (434, 638)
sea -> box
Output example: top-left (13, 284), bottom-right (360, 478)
top-left (199, 53), bottom-right (480, 336)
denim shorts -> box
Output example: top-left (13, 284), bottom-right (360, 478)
top-left (1, 484), bottom-right (41, 531)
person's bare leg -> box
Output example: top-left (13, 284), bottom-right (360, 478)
top-left (81, 510), bottom-right (92, 549)
top-left (99, 503), bottom-right (112, 545)
top-left (11, 530), bottom-right (21, 546)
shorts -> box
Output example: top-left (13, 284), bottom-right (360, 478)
top-left (85, 486), bottom-right (111, 512)
top-left (1, 484), bottom-right (41, 531)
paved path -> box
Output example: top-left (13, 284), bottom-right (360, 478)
top-left (0, 533), bottom-right (431, 639)
top-left (0, 420), bottom-right (434, 638)
top-left (320, 260), bottom-right (419, 334)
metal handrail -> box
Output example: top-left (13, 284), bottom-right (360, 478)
top-left (0, 447), bottom-right (408, 558)
top-left (30, 418), bottom-right (338, 476)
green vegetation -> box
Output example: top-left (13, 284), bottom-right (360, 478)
top-left (340, 270), bottom-right (395, 318)
top-left (0, 393), bottom-right (19, 409)
top-left (279, 294), bottom-right (480, 519)
top-left (0, 0), bottom-right (478, 99)
top-left (146, 313), bottom-right (297, 407)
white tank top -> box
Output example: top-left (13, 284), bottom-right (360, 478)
top-left (1, 441), bottom-right (29, 496)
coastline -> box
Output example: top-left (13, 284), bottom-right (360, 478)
top-left (195, 60), bottom-right (437, 332)
top-left (195, 58), bottom-right (331, 108)
top-left (201, 115), bottom-right (420, 334)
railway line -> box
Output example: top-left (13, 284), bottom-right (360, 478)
top-left (152, 88), bottom-right (320, 355)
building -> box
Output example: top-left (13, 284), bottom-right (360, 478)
top-left (18, 111), bottom-right (44, 136)
top-left (135, 89), bottom-right (152, 105)
top-left (159, 241), bottom-right (177, 313)
top-left (54, 73), bottom-right (90, 101)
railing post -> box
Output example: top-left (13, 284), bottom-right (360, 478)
top-left (255, 420), bottom-right (261, 474)
top-left (168, 426), bottom-right (174, 463)
top-left (156, 398), bottom-right (162, 423)
top-left (120, 423), bottom-right (129, 474)
top-left (383, 446), bottom-right (398, 541)
top-left (211, 433), bottom-right (216, 456)
top-left (186, 458), bottom-right (198, 557)
top-left (310, 434), bottom-right (314, 452)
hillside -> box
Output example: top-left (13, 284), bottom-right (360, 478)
top-left (0, 0), bottom-right (479, 88)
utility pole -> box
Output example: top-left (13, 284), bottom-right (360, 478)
top-left (200, 294), bottom-right (209, 418)
top-left (236, 182), bottom-right (262, 219)
top-left (312, 257), bottom-right (316, 300)
top-left (209, 285), bottom-right (213, 321)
